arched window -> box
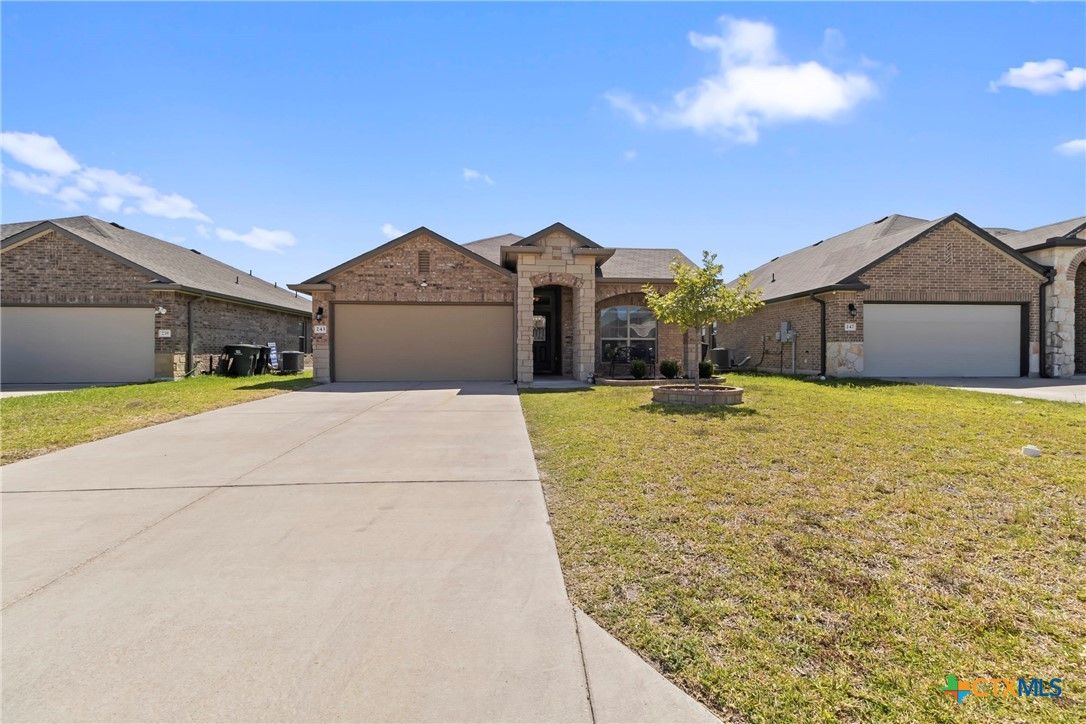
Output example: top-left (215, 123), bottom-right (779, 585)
top-left (600, 306), bottom-right (657, 362)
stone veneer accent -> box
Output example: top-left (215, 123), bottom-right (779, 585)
top-left (1023, 242), bottom-right (1085, 376)
top-left (2, 229), bottom-right (310, 379)
top-left (716, 220), bottom-right (1046, 377)
top-left (514, 234), bottom-right (597, 383)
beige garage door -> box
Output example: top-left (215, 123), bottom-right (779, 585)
top-left (1, 306), bottom-right (155, 384)
top-left (863, 303), bottom-right (1022, 377)
top-left (333, 304), bottom-right (514, 381)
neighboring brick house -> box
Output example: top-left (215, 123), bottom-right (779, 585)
top-left (716, 213), bottom-right (1055, 378)
top-left (289, 223), bottom-right (697, 384)
top-left (993, 218), bottom-right (1086, 377)
top-left (1, 216), bottom-right (311, 383)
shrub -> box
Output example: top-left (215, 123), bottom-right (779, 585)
top-left (630, 359), bottom-right (648, 379)
top-left (699, 360), bottom-right (714, 379)
top-left (660, 359), bottom-right (680, 379)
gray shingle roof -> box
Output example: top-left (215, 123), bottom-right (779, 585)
top-left (461, 233), bottom-right (524, 264)
top-left (995, 217), bottom-right (1086, 250)
top-left (462, 234), bottom-right (692, 280)
top-left (2, 216), bottom-right (310, 314)
top-left (598, 248), bottom-right (694, 279)
top-left (739, 215), bottom-right (940, 301)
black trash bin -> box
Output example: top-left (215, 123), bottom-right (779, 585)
top-left (280, 351), bottom-right (304, 373)
top-left (253, 346), bottom-right (271, 375)
top-left (223, 344), bottom-right (259, 377)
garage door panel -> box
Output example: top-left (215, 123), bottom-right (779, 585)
top-left (863, 304), bottom-right (1021, 377)
top-left (1, 307), bottom-right (155, 384)
top-left (334, 304), bottom-right (513, 381)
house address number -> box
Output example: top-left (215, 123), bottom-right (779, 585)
top-left (314, 325), bottom-right (328, 334)
top-left (844, 323), bottom-right (857, 332)
top-left (158, 329), bottom-right (172, 338)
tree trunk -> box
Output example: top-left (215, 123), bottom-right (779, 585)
top-left (693, 323), bottom-right (701, 393)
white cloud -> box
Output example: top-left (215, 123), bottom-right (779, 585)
top-left (380, 223), bottom-right (404, 239)
top-left (2, 167), bottom-right (61, 195)
top-left (1055, 139), bottom-right (1086, 157)
top-left (98, 195), bottom-right (124, 212)
top-left (0, 131), bottom-right (81, 175)
top-left (604, 92), bottom-right (651, 125)
top-left (463, 168), bottom-right (494, 185)
top-left (195, 224), bottom-right (210, 238)
top-left (623, 150), bottom-right (638, 161)
top-left (0, 132), bottom-right (212, 223)
top-left (607, 17), bottom-right (878, 143)
top-left (990, 59), bottom-right (1086, 95)
top-left (215, 226), bottom-right (296, 254)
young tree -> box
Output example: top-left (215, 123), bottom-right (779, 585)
top-left (643, 252), bottom-right (763, 391)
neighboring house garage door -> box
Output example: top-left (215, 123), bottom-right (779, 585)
top-left (863, 303), bottom-right (1022, 377)
top-left (1, 307), bottom-right (155, 384)
top-left (333, 303), bottom-right (514, 381)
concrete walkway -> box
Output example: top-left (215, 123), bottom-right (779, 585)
top-left (2, 382), bottom-right (716, 722)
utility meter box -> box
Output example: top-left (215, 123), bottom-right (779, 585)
top-left (780, 321), bottom-right (795, 342)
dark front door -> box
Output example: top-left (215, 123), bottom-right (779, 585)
top-left (532, 288), bottom-right (561, 375)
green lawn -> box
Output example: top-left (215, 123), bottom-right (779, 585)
top-left (521, 374), bottom-right (1084, 722)
top-left (1, 373), bottom-right (317, 464)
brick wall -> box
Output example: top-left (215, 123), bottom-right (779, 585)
top-left (1, 230), bottom-right (153, 303)
top-left (1075, 253), bottom-right (1086, 371)
top-left (328, 235), bottom-right (514, 303)
top-left (716, 220), bottom-right (1044, 376)
top-left (714, 296), bottom-right (823, 375)
top-left (2, 229), bottom-right (309, 379)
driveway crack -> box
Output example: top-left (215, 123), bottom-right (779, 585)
top-left (1, 486), bottom-right (221, 611)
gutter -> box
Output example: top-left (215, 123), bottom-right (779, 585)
top-left (186, 294), bottom-right (207, 376)
top-left (140, 282), bottom-right (310, 316)
top-left (1039, 268), bottom-right (1056, 378)
top-left (810, 293), bottom-right (827, 376)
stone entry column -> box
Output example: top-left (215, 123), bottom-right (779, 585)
top-left (573, 283), bottom-right (596, 381)
top-left (516, 276), bottom-right (535, 384)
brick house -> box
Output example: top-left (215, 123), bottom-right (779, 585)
top-left (289, 223), bottom-right (697, 384)
top-left (715, 213), bottom-right (1081, 378)
top-left (1, 216), bottom-right (312, 383)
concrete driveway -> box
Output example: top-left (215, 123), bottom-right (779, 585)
top-left (890, 375), bottom-right (1086, 403)
top-left (2, 382), bottom-right (715, 723)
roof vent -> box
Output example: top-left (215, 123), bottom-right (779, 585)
top-left (770, 256), bottom-right (779, 261)
top-left (771, 273), bottom-right (776, 283)
top-left (873, 216), bottom-right (889, 225)
top-left (812, 240), bottom-right (824, 246)
top-left (190, 248), bottom-right (202, 255)
top-left (109, 222), bottom-right (126, 229)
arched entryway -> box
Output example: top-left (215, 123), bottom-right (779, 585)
top-left (1073, 254), bottom-right (1086, 373)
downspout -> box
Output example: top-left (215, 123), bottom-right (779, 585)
top-left (811, 293), bottom-right (826, 376)
top-left (186, 294), bottom-right (207, 377)
top-left (1039, 269), bottom-right (1056, 378)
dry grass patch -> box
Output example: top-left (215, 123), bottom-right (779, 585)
top-left (521, 374), bottom-right (1084, 722)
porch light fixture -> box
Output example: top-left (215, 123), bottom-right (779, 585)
top-left (420, 280), bottom-right (428, 288)
top-left (848, 303), bottom-right (857, 317)
top-left (154, 307), bottom-right (168, 315)
top-left (316, 306), bottom-right (324, 322)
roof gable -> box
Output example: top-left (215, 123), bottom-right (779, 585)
top-left (1, 216), bottom-right (310, 314)
top-left (738, 213), bottom-right (1047, 302)
top-left (513, 222), bottom-right (603, 249)
top-left (299, 227), bottom-right (513, 284)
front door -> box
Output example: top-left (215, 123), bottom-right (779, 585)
top-left (532, 288), bottom-right (561, 375)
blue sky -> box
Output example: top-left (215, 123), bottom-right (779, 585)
top-left (2, 2), bottom-right (1084, 288)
